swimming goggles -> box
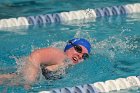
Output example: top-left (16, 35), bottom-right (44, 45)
top-left (69, 41), bottom-right (89, 60)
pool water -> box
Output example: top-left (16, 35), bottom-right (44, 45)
top-left (0, 0), bottom-right (140, 93)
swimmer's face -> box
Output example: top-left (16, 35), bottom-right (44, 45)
top-left (65, 45), bottom-right (89, 64)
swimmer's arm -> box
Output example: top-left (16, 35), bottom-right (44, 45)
top-left (0, 70), bottom-right (38, 86)
top-left (0, 73), bottom-right (16, 85)
top-left (21, 61), bottom-right (40, 85)
top-left (0, 73), bottom-right (16, 79)
top-left (0, 73), bottom-right (31, 90)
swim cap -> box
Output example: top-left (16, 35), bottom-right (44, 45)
top-left (64, 38), bottom-right (91, 53)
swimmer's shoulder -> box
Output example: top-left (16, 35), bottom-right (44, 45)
top-left (39, 47), bottom-right (66, 58)
top-left (32, 47), bottom-right (66, 60)
top-left (46, 47), bottom-right (65, 54)
top-left (33, 47), bottom-right (63, 53)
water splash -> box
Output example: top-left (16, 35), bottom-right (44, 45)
top-left (50, 41), bottom-right (66, 50)
top-left (14, 57), bottom-right (28, 74)
top-left (74, 28), bottom-right (95, 46)
top-left (93, 34), bottom-right (139, 60)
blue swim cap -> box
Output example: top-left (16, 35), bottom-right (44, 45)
top-left (64, 38), bottom-right (91, 53)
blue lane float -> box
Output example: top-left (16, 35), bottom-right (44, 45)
top-left (39, 76), bottom-right (140, 93)
top-left (0, 3), bottom-right (140, 29)
top-left (27, 14), bottom-right (61, 25)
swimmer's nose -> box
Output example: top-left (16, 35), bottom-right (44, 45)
top-left (78, 53), bottom-right (83, 60)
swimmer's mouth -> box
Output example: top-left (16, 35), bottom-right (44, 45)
top-left (72, 57), bottom-right (78, 63)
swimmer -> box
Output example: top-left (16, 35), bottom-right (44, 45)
top-left (0, 38), bottom-right (91, 87)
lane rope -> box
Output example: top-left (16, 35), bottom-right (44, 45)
top-left (39, 76), bottom-right (140, 93)
top-left (0, 3), bottom-right (140, 29)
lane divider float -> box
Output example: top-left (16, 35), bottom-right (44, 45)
top-left (0, 3), bottom-right (140, 29)
top-left (39, 76), bottom-right (140, 93)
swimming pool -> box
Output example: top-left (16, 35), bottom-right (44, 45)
top-left (0, 0), bottom-right (140, 93)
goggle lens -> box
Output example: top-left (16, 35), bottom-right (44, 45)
top-left (69, 41), bottom-right (89, 60)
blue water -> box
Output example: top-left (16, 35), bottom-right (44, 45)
top-left (0, 0), bottom-right (140, 93)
